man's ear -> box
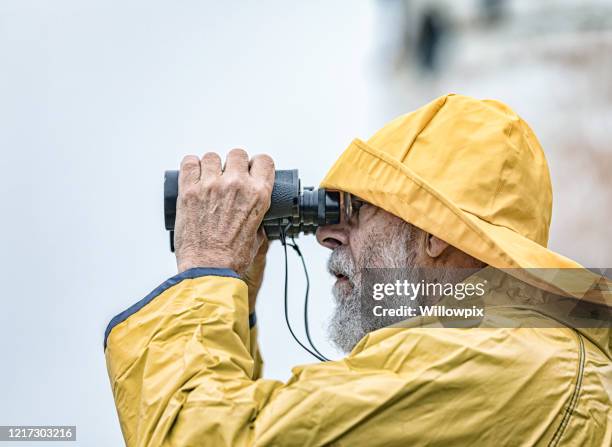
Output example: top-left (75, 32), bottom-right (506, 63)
top-left (425, 234), bottom-right (450, 258)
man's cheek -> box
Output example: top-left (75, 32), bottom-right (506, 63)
top-left (348, 232), bottom-right (362, 263)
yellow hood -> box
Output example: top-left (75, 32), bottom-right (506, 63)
top-left (321, 93), bottom-right (610, 304)
top-left (322, 93), bottom-right (563, 267)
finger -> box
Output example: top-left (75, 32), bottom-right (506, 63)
top-left (200, 152), bottom-right (222, 182)
top-left (249, 153), bottom-right (275, 186)
top-left (224, 148), bottom-right (249, 174)
top-left (179, 155), bottom-right (201, 190)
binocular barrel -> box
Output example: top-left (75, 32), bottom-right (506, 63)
top-left (164, 169), bottom-right (340, 249)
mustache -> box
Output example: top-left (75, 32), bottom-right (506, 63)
top-left (327, 247), bottom-right (356, 278)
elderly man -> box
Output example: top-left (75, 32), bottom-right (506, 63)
top-left (105, 94), bottom-right (611, 446)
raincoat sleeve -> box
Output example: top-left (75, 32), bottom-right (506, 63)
top-left (107, 267), bottom-right (395, 447)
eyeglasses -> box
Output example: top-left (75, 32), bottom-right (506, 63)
top-left (339, 191), bottom-right (367, 223)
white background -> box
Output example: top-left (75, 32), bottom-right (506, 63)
top-left (0, 1), bottom-right (377, 445)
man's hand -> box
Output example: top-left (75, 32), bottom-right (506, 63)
top-left (174, 149), bottom-right (275, 276)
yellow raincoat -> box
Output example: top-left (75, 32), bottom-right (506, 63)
top-left (105, 94), bottom-right (611, 446)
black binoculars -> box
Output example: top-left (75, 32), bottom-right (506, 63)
top-left (163, 170), bottom-right (341, 251)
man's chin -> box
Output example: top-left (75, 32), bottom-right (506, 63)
top-left (328, 287), bottom-right (365, 353)
top-left (328, 311), bottom-right (364, 354)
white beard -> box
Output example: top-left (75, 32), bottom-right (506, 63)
top-left (327, 222), bottom-right (455, 353)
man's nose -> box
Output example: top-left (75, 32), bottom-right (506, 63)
top-left (316, 223), bottom-right (349, 250)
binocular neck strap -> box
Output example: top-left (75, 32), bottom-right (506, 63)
top-left (279, 226), bottom-right (330, 362)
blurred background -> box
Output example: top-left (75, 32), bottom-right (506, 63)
top-left (0, 0), bottom-right (610, 445)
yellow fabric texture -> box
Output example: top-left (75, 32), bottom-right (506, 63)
top-left (106, 94), bottom-right (611, 446)
top-left (106, 274), bottom-right (611, 446)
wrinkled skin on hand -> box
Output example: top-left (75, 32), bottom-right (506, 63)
top-left (174, 149), bottom-right (275, 299)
